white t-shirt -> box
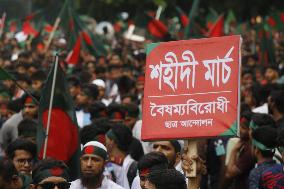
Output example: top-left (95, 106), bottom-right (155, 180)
top-left (104, 155), bottom-right (136, 189)
top-left (70, 177), bottom-right (125, 189)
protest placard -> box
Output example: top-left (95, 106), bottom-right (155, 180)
top-left (142, 35), bottom-right (242, 140)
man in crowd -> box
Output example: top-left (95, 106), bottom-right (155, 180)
top-left (0, 159), bottom-right (23, 189)
top-left (131, 152), bottom-right (169, 189)
top-left (70, 141), bottom-right (124, 189)
top-left (29, 159), bottom-right (71, 189)
top-left (249, 126), bottom-right (280, 189)
top-left (144, 169), bottom-right (187, 189)
top-left (75, 84), bottom-right (99, 128)
top-left (0, 93), bottom-right (40, 149)
top-left (5, 138), bottom-right (37, 176)
top-left (151, 140), bottom-right (182, 171)
top-left (105, 124), bottom-right (137, 189)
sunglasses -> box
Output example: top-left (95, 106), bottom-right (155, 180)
top-left (38, 182), bottom-right (70, 189)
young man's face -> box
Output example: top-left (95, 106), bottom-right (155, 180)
top-left (31, 80), bottom-right (43, 91)
top-left (265, 68), bottom-right (278, 82)
top-left (152, 141), bottom-right (177, 167)
top-left (12, 150), bottom-right (33, 175)
top-left (76, 92), bottom-right (90, 107)
top-left (0, 175), bottom-right (23, 189)
top-left (23, 103), bottom-right (38, 119)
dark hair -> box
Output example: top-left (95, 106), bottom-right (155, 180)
top-left (6, 138), bottom-right (37, 159)
top-left (81, 84), bottom-right (99, 100)
top-left (7, 99), bottom-right (22, 113)
top-left (67, 76), bottom-right (81, 87)
top-left (80, 118), bottom-right (111, 145)
top-left (30, 70), bottom-right (46, 81)
top-left (270, 90), bottom-right (284, 113)
top-left (107, 102), bottom-right (125, 120)
top-left (79, 71), bottom-right (93, 84)
top-left (240, 102), bottom-right (251, 114)
top-left (18, 118), bottom-right (37, 138)
top-left (147, 169), bottom-right (187, 189)
top-left (138, 152), bottom-right (168, 171)
top-left (32, 158), bottom-right (70, 183)
top-left (169, 140), bottom-right (181, 153)
top-left (0, 159), bottom-right (18, 183)
top-left (80, 125), bottom-right (100, 145)
top-left (92, 118), bottom-right (111, 134)
top-left (117, 75), bottom-right (135, 95)
top-left (121, 93), bottom-right (139, 104)
top-left (252, 83), bottom-right (280, 106)
top-left (111, 123), bottom-right (132, 152)
top-left (251, 113), bottom-right (276, 128)
top-left (89, 101), bottom-right (107, 120)
top-left (95, 66), bottom-right (107, 75)
top-left (15, 73), bottom-right (31, 84)
top-left (252, 126), bottom-right (278, 158)
top-left (124, 103), bottom-right (139, 118)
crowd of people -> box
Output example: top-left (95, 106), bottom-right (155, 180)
top-left (0, 8), bottom-right (283, 189)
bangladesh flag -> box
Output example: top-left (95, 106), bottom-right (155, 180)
top-left (58, 0), bottom-right (107, 64)
top-left (175, 6), bottom-right (189, 28)
top-left (207, 15), bottom-right (224, 37)
top-left (37, 61), bottom-right (80, 180)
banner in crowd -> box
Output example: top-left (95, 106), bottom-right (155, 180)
top-left (142, 35), bottom-right (242, 140)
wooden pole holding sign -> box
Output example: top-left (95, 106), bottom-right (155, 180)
top-left (184, 140), bottom-right (199, 189)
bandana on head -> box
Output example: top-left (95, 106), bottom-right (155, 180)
top-left (25, 96), bottom-right (36, 105)
top-left (82, 141), bottom-right (108, 160)
top-left (139, 163), bottom-right (168, 177)
top-left (110, 111), bottom-right (124, 120)
top-left (33, 167), bottom-right (69, 184)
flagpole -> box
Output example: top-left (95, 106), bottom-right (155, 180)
top-left (43, 54), bottom-right (59, 159)
top-left (44, 17), bottom-right (61, 52)
top-left (13, 79), bottom-right (40, 105)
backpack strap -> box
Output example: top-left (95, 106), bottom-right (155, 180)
top-left (127, 161), bottom-right (138, 187)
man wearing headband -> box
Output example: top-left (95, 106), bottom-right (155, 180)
top-left (131, 152), bottom-right (168, 189)
top-left (0, 92), bottom-right (40, 149)
top-left (70, 141), bottom-right (124, 189)
top-left (249, 126), bottom-right (279, 189)
top-left (29, 159), bottom-right (70, 189)
top-left (248, 113), bottom-right (276, 140)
